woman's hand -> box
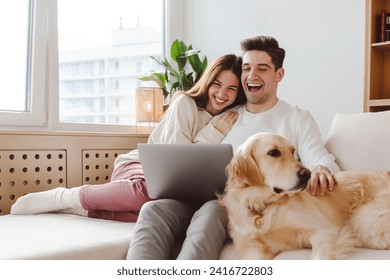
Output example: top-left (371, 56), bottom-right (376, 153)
top-left (212, 111), bottom-right (239, 136)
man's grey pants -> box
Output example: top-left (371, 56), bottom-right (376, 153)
top-left (126, 199), bottom-right (228, 259)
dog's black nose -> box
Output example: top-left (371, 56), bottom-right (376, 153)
top-left (298, 168), bottom-right (311, 179)
top-left (297, 168), bottom-right (311, 181)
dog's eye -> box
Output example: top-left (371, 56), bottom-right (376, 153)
top-left (267, 149), bottom-right (281, 157)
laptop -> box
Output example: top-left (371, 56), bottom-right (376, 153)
top-left (138, 143), bottom-right (233, 202)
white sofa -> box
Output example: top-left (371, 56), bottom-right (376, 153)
top-left (1, 111), bottom-right (390, 260)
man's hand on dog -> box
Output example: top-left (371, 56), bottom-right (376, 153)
top-left (308, 165), bottom-right (335, 196)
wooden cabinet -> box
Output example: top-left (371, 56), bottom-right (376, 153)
top-left (365, 0), bottom-right (390, 112)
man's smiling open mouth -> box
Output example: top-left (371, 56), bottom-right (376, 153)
top-left (247, 83), bottom-right (263, 92)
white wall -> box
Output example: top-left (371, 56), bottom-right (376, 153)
top-left (173, 0), bottom-right (365, 138)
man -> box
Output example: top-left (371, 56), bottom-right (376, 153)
top-left (126, 36), bottom-right (340, 260)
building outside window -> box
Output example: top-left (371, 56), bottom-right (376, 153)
top-left (58, 0), bottom-right (164, 126)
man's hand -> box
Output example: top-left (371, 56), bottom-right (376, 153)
top-left (308, 165), bottom-right (335, 196)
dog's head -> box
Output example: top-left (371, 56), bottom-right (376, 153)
top-left (226, 132), bottom-right (311, 196)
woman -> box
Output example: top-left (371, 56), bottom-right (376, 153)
top-left (11, 54), bottom-right (245, 222)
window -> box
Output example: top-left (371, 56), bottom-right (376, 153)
top-left (57, 0), bottom-right (164, 126)
top-left (0, 1), bottom-right (30, 112)
top-left (0, 0), bottom-right (46, 126)
top-left (0, 0), bottom-right (167, 132)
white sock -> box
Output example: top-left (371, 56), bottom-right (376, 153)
top-left (57, 207), bottom-right (88, 217)
top-left (11, 187), bottom-right (83, 215)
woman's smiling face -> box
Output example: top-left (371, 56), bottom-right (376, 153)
top-left (206, 70), bottom-right (240, 115)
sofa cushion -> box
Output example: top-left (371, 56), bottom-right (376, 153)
top-left (0, 213), bottom-right (135, 259)
top-left (325, 111), bottom-right (390, 171)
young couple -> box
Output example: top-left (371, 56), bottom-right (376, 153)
top-left (11, 36), bottom-right (340, 259)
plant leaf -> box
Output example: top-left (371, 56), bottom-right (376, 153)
top-left (171, 40), bottom-right (187, 71)
top-left (138, 72), bottom-right (167, 88)
top-left (171, 81), bottom-right (179, 93)
top-left (197, 57), bottom-right (208, 81)
top-left (183, 49), bottom-right (201, 57)
top-left (187, 54), bottom-right (202, 74)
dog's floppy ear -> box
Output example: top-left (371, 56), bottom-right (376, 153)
top-left (226, 143), bottom-right (263, 189)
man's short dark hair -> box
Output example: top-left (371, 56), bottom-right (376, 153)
top-left (240, 36), bottom-right (286, 70)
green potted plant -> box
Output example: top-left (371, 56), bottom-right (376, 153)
top-left (138, 39), bottom-right (208, 99)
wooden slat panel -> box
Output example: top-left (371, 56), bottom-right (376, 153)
top-left (82, 149), bottom-right (129, 185)
top-left (0, 150), bottom-right (66, 215)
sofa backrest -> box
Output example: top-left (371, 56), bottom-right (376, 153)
top-left (325, 111), bottom-right (390, 171)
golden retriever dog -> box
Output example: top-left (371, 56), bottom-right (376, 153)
top-left (219, 132), bottom-right (390, 259)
